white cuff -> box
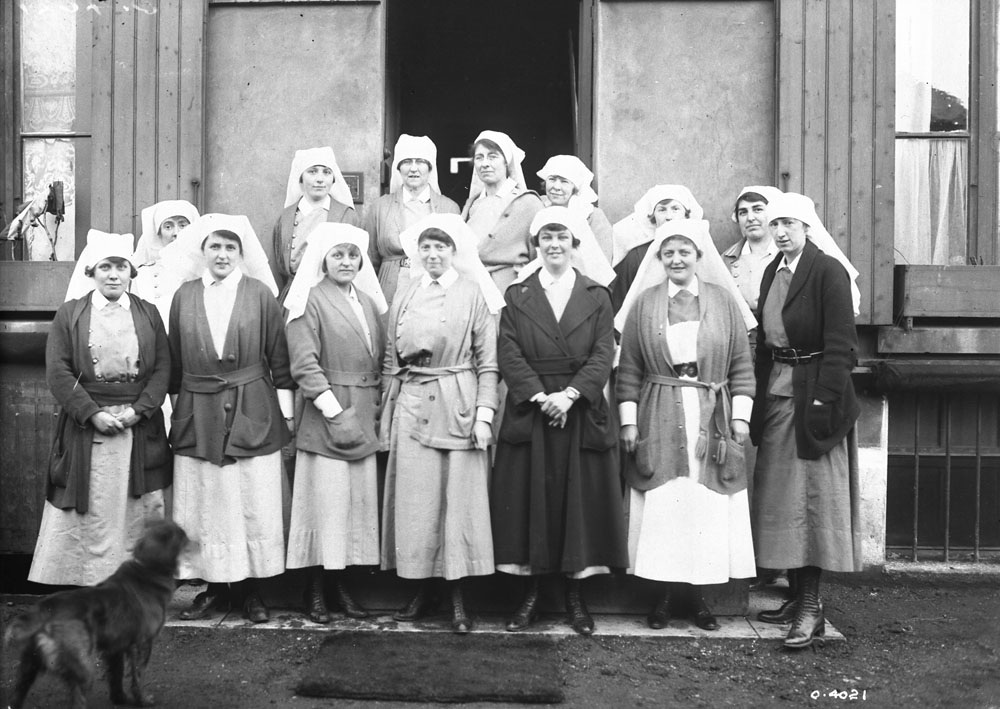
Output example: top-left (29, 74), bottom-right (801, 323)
top-left (618, 401), bottom-right (638, 427)
top-left (476, 406), bottom-right (495, 424)
top-left (277, 389), bottom-right (295, 419)
top-left (313, 389), bottom-right (343, 418)
top-left (731, 394), bottom-right (753, 423)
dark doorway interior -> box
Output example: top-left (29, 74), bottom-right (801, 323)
top-left (386, 0), bottom-right (579, 206)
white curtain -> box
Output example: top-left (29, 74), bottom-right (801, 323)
top-left (894, 139), bottom-right (968, 265)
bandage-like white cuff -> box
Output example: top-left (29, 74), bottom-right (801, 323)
top-left (277, 389), bottom-right (295, 419)
top-left (313, 389), bottom-right (343, 418)
top-left (619, 401), bottom-right (638, 427)
top-left (476, 406), bottom-right (495, 424)
top-left (732, 395), bottom-right (753, 423)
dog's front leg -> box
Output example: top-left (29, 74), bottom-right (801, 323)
top-left (128, 641), bottom-right (155, 706)
top-left (106, 651), bottom-right (128, 705)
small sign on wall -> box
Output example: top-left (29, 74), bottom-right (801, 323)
top-left (342, 172), bottom-right (364, 204)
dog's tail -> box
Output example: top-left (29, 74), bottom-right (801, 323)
top-left (5, 614), bottom-right (94, 673)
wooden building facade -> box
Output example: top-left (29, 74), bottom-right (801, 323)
top-left (1, 0), bottom-right (998, 563)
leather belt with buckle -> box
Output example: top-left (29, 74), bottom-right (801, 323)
top-left (771, 348), bottom-right (823, 365)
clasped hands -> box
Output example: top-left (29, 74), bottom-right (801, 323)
top-left (531, 390), bottom-right (575, 428)
top-left (90, 406), bottom-right (140, 435)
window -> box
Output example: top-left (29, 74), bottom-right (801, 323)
top-left (13, 0), bottom-right (90, 261)
top-left (894, 0), bottom-right (999, 266)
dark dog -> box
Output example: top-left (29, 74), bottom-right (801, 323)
top-left (5, 519), bottom-right (189, 708)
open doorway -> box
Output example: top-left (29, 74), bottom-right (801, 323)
top-left (385, 0), bottom-right (581, 206)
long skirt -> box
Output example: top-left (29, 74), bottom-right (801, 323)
top-left (627, 384), bottom-right (756, 585)
top-left (752, 395), bottom-right (862, 572)
top-left (381, 384), bottom-right (495, 580)
top-left (286, 451), bottom-right (379, 570)
top-left (173, 452), bottom-right (285, 582)
top-left (29, 427), bottom-right (165, 586)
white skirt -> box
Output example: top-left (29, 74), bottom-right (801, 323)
top-left (173, 451), bottom-right (285, 582)
top-left (627, 385), bottom-right (756, 585)
top-left (29, 427), bottom-right (165, 586)
top-left (285, 451), bottom-right (379, 570)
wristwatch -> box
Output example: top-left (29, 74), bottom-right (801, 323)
top-left (564, 387), bottom-right (580, 402)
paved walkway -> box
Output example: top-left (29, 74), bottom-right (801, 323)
top-left (166, 583), bottom-right (843, 641)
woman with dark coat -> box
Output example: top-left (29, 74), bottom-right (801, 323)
top-left (750, 192), bottom-right (863, 649)
top-left (29, 230), bottom-right (170, 586)
top-left (491, 206), bottom-right (626, 635)
top-left (283, 223), bottom-right (388, 623)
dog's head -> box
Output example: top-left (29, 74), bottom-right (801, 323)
top-left (133, 520), bottom-right (190, 575)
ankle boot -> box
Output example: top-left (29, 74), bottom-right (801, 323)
top-left (333, 574), bottom-right (369, 619)
top-left (565, 578), bottom-right (594, 636)
top-left (303, 568), bottom-right (331, 624)
top-left (507, 576), bottom-right (541, 632)
top-left (646, 584), bottom-right (671, 630)
top-left (450, 580), bottom-right (473, 634)
top-left (691, 587), bottom-right (719, 631)
top-left (242, 581), bottom-right (269, 624)
top-left (393, 580), bottom-right (436, 622)
top-left (758, 568), bottom-right (799, 624)
top-left (784, 566), bottom-right (825, 649)
top-left (179, 582), bottom-right (227, 620)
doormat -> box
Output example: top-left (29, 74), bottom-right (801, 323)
top-left (296, 631), bottom-right (564, 704)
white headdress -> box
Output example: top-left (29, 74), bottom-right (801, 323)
top-left (284, 223), bottom-right (388, 323)
top-left (613, 219), bottom-right (757, 333)
top-left (398, 213), bottom-right (505, 314)
top-left (389, 134), bottom-right (441, 194)
top-left (466, 130), bottom-right (529, 206)
top-left (134, 200), bottom-right (200, 266)
top-left (513, 206), bottom-right (615, 287)
top-left (284, 146), bottom-right (353, 209)
top-left (730, 185), bottom-right (784, 222)
top-left (611, 184), bottom-right (705, 266)
top-left (65, 229), bottom-right (136, 301)
top-left (536, 155), bottom-right (599, 218)
top-left (158, 213), bottom-right (278, 295)
top-left (764, 192), bottom-right (861, 317)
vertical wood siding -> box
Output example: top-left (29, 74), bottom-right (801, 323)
top-left (777, 0), bottom-right (895, 325)
top-left (90, 0), bottom-right (206, 238)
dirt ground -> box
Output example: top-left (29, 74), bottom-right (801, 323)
top-left (2, 572), bottom-right (998, 709)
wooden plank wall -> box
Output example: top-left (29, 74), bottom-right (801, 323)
top-left (776, 0), bottom-right (895, 326)
top-left (90, 0), bottom-right (206, 238)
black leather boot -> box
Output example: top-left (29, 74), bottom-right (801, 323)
top-left (784, 566), bottom-right (825, 649)
top-left (506, 576), bottom-right (541, 632)
top-left (758, 568), bottom-right (799, 624)
top-left (179, 582), bottom-right (227, 620)
top-left (333, 573), bottom-right (369, 619)
top-left (450, 580), bottom-right (473, 634)
top-left (565, 578), bottom-right (594, 636)
top-left (646, 583), bottom-right (671, 630)
top-left (303, 568), bottom-right (331, 624)
top-left (242, 580), bottom-right (269, 624)
top-left (691, 587), bottom-right (719, 631)
top-left (393, 580), bottom-right (436, 622)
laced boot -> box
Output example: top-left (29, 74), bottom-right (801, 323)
top-left (393, 580), bottom-right (436, 622)
top-left (506, 576), bottom-right (541, 632)
top-left (784, 566), bottom-right (825, 649)
top-left (333, 574), bottom-right (369, 619)
top-left (691, 587), bottom-right (719, 631)
top-left (646, 584), bottom-right (671, 630)
top-left (242, 580), bottom-right (269, 624)
top-left (303, 568), bottom-right (331, 624)
top-left (565, 578), bottom-right (594, 636)
top-left (450, 580), bottom-right (473, 634)
top-left (758, 568), bottom-right (799, 624)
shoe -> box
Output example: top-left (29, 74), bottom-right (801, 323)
top-left (692, 594), bottom-right (719, 631)
top-left (243, 590), bottom-right (269, 624)
top-left (393, 582), bottom-right (435, 622)
top-left (450, 582), bottom-right (473, 634)
top-left (334, 576), bottom-right (369, 619)
top-left (784, 566), bottom-right (825, 649)
top-left (757, 597), bottom-right (799, 624)
top-left (646, 587), bottom-right (671, 630)
top-left (566, 579), bottom-right (594, 636)
top-left (506, 577), bottom-right (541, 632)
top-left (179, 590), bottom-right (218, 621)
top-left (303, 569), bottom-right (331, 624)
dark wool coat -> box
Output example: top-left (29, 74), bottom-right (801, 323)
top-left (45, 294), bottom-right (172, 512)
top-left (168, 276), bottom-right (294, 466)
top-left (271, 199), bottom-right (360, 295)
top-left (610, 241), bottom-right (649, 312)
top-left (491, 270), bottom-right (628, 573)
top-left (616, 280), bottom-right (755, 493)
top-left (749, 239), bottom-right (860, 459)
top-left (287, 279), bottom-right (385, 461)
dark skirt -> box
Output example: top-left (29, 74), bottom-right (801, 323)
top-left (491, 407), bottom-right (628, 575)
